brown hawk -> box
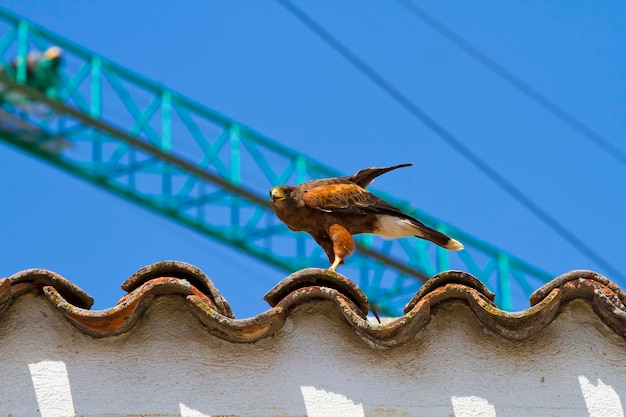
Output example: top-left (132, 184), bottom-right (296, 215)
top-left (269, 163), bottom-right (463, 271)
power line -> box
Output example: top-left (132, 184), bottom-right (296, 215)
top-left (274, 0), bottom-right (624, 281)
top-left (394, 0), bottom-right (626, 166)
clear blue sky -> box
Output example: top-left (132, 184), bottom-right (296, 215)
top-left (1, 1), bottom-right (624, 317)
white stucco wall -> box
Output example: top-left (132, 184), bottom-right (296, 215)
top-left (1, 293), bottom-right (625, 416)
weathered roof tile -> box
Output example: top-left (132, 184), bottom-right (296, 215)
top-left (2, 263), bottom-right (626, 347)
top-left (404, 270), bottom-right (495, 313)
top-left (264, 268), bottom-right (370, 318)
top-left (121, 260), bottom-right (234, 318)
top-left (187, 294), bottom-right (286, 343)
top-left (8, 268), bottom-right (93, 308)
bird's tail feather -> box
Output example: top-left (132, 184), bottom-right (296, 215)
top-left (414, 223), bottom-right (463, 251)
top-left (375, 215), bottom-right (463, 251)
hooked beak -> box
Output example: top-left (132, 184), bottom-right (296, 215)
top-left (270, 188), bottom-right (286, 202)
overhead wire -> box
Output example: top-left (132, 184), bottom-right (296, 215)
top-left (274, 0), bottom-right (624, 280)
top-left (393, 0), bottom-right (626, 166)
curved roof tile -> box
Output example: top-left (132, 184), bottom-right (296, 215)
top-left (1, 262), bottom-right (625, 347)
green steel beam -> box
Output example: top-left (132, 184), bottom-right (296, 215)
top-left (0, 7), bottom-right (553, 315)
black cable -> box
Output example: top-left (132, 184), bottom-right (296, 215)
top-left (275, 0), bottom-right (624, 280)
top-left (394, 0), bottom-right (626, 166)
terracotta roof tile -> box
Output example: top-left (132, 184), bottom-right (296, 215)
top-left (8, 268), bottom-right (94, 308)
top-left (121, 260), bottom-right (234, 318)
top-left (404, 270), bottom-right (495, 312)
top-left (186, 294), bottom-right (286, 343)
top-left (2, 262), bottom-right (626, 347)
top-left (44, 276), bottom-right (208, 337)
top-left (264, 268), bottom-right (370, 317)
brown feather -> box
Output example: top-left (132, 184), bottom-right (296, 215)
top-left (303, 184), bottom-right (374, 212)
top-left (328, 223), bottom-right (354, 261)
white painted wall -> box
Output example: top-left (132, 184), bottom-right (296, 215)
top-left (1, 294), bottom-right (625, 417)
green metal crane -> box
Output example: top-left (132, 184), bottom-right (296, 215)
top-left (0, 7), bottom-right (552, 315)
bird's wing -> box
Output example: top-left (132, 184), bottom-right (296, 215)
top-left (304, 183), bottom-right (430, 221)
top-left (303, 183), bottom-right (385, 214)
top-left (346, 163), bottom-right (412, 188)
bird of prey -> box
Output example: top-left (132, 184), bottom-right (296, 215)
top-left (269, 163), bottom-right (463, 271)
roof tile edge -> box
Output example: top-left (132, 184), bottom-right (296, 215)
top-left (1, 264), bottom-right (625, 346)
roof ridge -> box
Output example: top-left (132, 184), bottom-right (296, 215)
top-left (1, 264), bottom-right (625, 346)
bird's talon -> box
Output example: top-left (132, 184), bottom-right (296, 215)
top-left (329, 257), bottom-right (342, 271)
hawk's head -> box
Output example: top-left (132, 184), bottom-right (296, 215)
top-left (269, 186), bottom-right (290, 203)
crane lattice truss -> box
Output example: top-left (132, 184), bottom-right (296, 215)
top-left (0, 8), bottom-right (552, 314)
